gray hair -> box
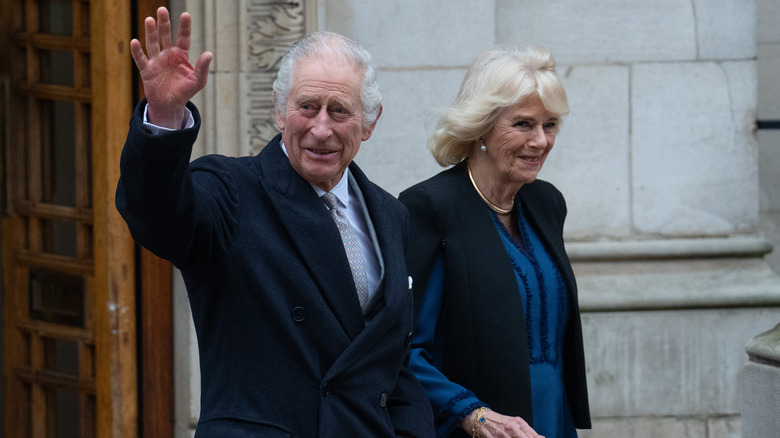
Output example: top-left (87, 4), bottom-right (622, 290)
top-left (429, 45), bottom-right (569, 166)
top-left (272, 31), bottom-right (382, 128)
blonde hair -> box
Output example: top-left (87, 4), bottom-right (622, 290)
top-left (429, 46), bottom-right (569, 166)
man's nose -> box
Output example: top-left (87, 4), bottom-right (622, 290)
top-left (310, 108), bottom-right (333, 139)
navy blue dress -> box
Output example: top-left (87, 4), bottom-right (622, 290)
top-left (409, 198), bottom-right (577, 437)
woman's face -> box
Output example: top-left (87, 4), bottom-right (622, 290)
top-left (482, 94), bottom-right (560, 187)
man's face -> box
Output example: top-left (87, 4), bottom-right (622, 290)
top-left (276, 56), bottom-right (379, 192)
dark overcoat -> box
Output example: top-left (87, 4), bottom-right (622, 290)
top-left (399, 162), bottom-right (590, 434)
top-left (116, 101), bottom-right (434, 437)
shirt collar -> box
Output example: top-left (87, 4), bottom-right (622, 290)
top-left (280, 141), bottom-right (351, 208)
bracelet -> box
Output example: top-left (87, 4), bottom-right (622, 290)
top-left (470, 407), bottom-right (490, 437)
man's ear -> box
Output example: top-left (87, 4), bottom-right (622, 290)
top-left (361, 105), bottom-right (382, 141)
top-left (275, 108), bottom-right (286, 131)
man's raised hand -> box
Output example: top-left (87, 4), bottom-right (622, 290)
top-left (130, 7), bottom-right (212, 129)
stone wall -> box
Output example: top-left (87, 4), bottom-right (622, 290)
top-left (742, 324), bottom-right (780, 438)
top-left (169, 1), bottom-right (780, 437)
top-left (743, 1), bottom-right (780, 437)
top-left (757, 0), bottom-right (780, 274)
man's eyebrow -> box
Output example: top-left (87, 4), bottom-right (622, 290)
top-left (293, 94), bottom-right (320, 104)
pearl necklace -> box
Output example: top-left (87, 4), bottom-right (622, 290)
top-left (467, 160), bottom-right (513, 215)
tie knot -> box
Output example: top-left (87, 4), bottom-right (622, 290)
top-left (321, 192), bottom-right (339, 211)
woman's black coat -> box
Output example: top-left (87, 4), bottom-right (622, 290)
top-left (399, 161), bottom-right (591, 430)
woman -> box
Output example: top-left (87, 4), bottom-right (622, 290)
top-left (399, 46), bottom-right (590, 438)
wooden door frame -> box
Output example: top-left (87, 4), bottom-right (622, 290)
top-left (95, 2), bottom-right (177, 436)
top-left (91, 0), bottom-right (138, 436)
top-left (78, 1), bottom-right (177, 435)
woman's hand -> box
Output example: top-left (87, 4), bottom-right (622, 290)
top-left (461, 408), bottom-right (544, 438)
top-left (130, 7), bottom-right (212, 129)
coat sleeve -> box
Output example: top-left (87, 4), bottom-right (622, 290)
top-left (115, 99), bottom-right (239, 269)
top-left (383, 195), bottom-right (436, 438)
top-left (400, 185), bottom-right (486, 436)
top-left (387, 352), bottom-right (436, 437)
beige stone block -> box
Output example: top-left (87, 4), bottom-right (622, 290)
top-left (695, 0), bottom-right (756, 60)
top-left (758, 0), bottom-right (780, 43)
top-left (757, 43), bottom-right (780, 119)
top-left (741, 327), bottom-right (780, 438)
top-left (759, 211), bottom-right (780, 275)
top-left (496, 0), bottom-right (697, 64)
top-left (741, 359), bottom-right (780, 438)
top-left (758, 130), bottom-right (780, 212)
top-left (321, 0), bottom-right (495, 68)
top-left (707, 416), bottom-right (741, 438)
top-left (631, 61), bottom-right (758, 236)
top-left (580, 305), bottom-right (780, 417)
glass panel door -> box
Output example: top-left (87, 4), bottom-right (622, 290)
top-left (4, 1), bottom-right (96, 436)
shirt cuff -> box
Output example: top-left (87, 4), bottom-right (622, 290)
top-left (142, 104), bottom-right (195, 134)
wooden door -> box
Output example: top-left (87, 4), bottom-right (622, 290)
top-left (1, 0), bottom-right (137, 436)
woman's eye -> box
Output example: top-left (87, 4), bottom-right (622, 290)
top-left (543, 122), bottom-right (558, 132)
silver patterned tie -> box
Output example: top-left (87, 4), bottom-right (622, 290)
top-left (321, 192), bottom-right (369, 309)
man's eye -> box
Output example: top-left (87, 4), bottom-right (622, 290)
top-left (330, 107), bottom-right (352, 120)
top-left (300, 104), bottom-right (317, 114)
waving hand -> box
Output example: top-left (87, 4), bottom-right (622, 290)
top-left (130, 7), bottom-right (212, 129)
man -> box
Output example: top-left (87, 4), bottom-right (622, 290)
top-left (116, 7), bottom-right (434, 437)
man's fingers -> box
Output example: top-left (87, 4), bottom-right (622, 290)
top-left (130, 39), bottom-right (148, 71)
top-left (144, 16), bottom-right (160, 59)
top-left (195, 52), bottom-right (214, 78)
top-left (194, 51), bottom-right (213, 88)
top-left (175, 12), bottom-right (193, 52)
top-left (157, 7), bottom-right (173, 51)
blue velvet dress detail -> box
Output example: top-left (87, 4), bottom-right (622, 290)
top-left (491, 201), bottom-right (577, 438)
top-left (408, 198), bottom-right (577, 437)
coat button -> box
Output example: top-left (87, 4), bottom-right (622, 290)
top-left (406, 331), bottom-right (414, 345)
top-left (379, 392), bottom-right (388, 407)
top-left (321, 381), bottom-right (330, 397)
top-left (291, 306), bottom-right (307, 322)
